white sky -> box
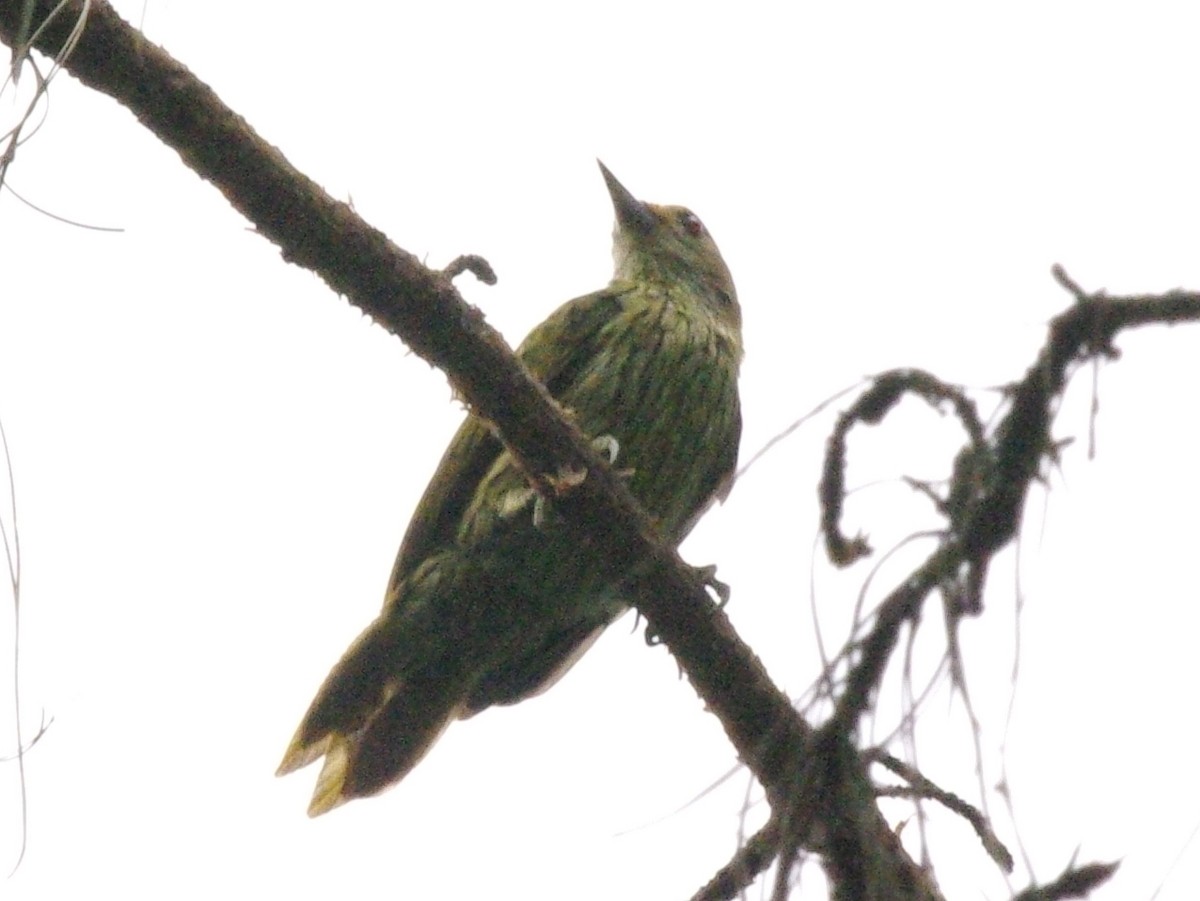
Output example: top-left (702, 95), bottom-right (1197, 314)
top-left (2, 2), bottom-right (1200, 898)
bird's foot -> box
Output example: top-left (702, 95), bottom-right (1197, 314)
top-left (503, 434), bottom-right (634, 529)
top-left (542, 434), bottom-right (620, 500)
top-left (640, 564), bottom-right (731, 647)
top-left (694, 564), bottom-right (731, 608)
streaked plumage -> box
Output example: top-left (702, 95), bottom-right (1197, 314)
top-left (277, 163), bottom-right (743, 815)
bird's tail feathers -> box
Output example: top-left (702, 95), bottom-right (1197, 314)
top-left (276, 613), bottom-right (470, 816)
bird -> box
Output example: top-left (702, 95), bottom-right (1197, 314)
top-left (277, 162), bottom-right (743, 816)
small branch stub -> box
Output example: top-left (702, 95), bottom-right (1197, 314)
top-left (442, 253), bottom-right (497, 285)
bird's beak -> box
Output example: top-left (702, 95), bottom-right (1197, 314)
top-left (598, 160), bottom-right (656, 235)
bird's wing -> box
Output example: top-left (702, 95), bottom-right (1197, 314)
top-left (515, 286), bottom-right (629, 396)
top-left (386, 415), bottom-right (500, 591)
top-left (388, 287), bottom-right (629, 589)
top-left (676, 401), bottom-right (741, 539)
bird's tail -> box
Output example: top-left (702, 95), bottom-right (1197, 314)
top-left (276, 610), bottom-right (470, 817)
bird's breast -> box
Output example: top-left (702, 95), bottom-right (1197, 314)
top-left (561, 291), bottom-right (741, 542)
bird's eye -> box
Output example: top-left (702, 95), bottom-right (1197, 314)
top-left (680, 210), bottom-right (705, 237)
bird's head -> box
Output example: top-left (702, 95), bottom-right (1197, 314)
top-left (598, 161), bottom-right (739, 325)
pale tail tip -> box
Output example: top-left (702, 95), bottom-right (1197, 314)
top-left (306, 740), bottom-right (353, 817)
top-left (276, 732), bottom-right (331, 778)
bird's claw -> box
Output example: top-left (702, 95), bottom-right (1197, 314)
top-left (498, 486), bottom-right (538, 520)
top-left (593, 434), bottom-right (637, 481)
top-left (532, 494), bottom-right (549, 528)
top-left (695, 564), bottom-right (731, 608)
top-left (592, 434), bottom-right (620, 464)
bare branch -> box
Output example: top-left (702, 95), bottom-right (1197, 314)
top-left (872, 749), bottom-right (1013, 872)
top-left (691, 816), bottom-right (781, 901)
top-left (1013, 860), bottom-right (1120, 901)
top-left (824, 274), bottom-right (1200, 735)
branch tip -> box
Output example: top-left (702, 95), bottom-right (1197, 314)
top-left (1051, 264), bottom-right (1086, 300)
top-left (442, 254), bottom-right (497, 285)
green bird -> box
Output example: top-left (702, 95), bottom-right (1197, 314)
top-left (277, 162), bottom-right (743, 816)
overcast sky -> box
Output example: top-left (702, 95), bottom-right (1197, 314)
top-left (3, 2), bottom-right (1200, 899)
